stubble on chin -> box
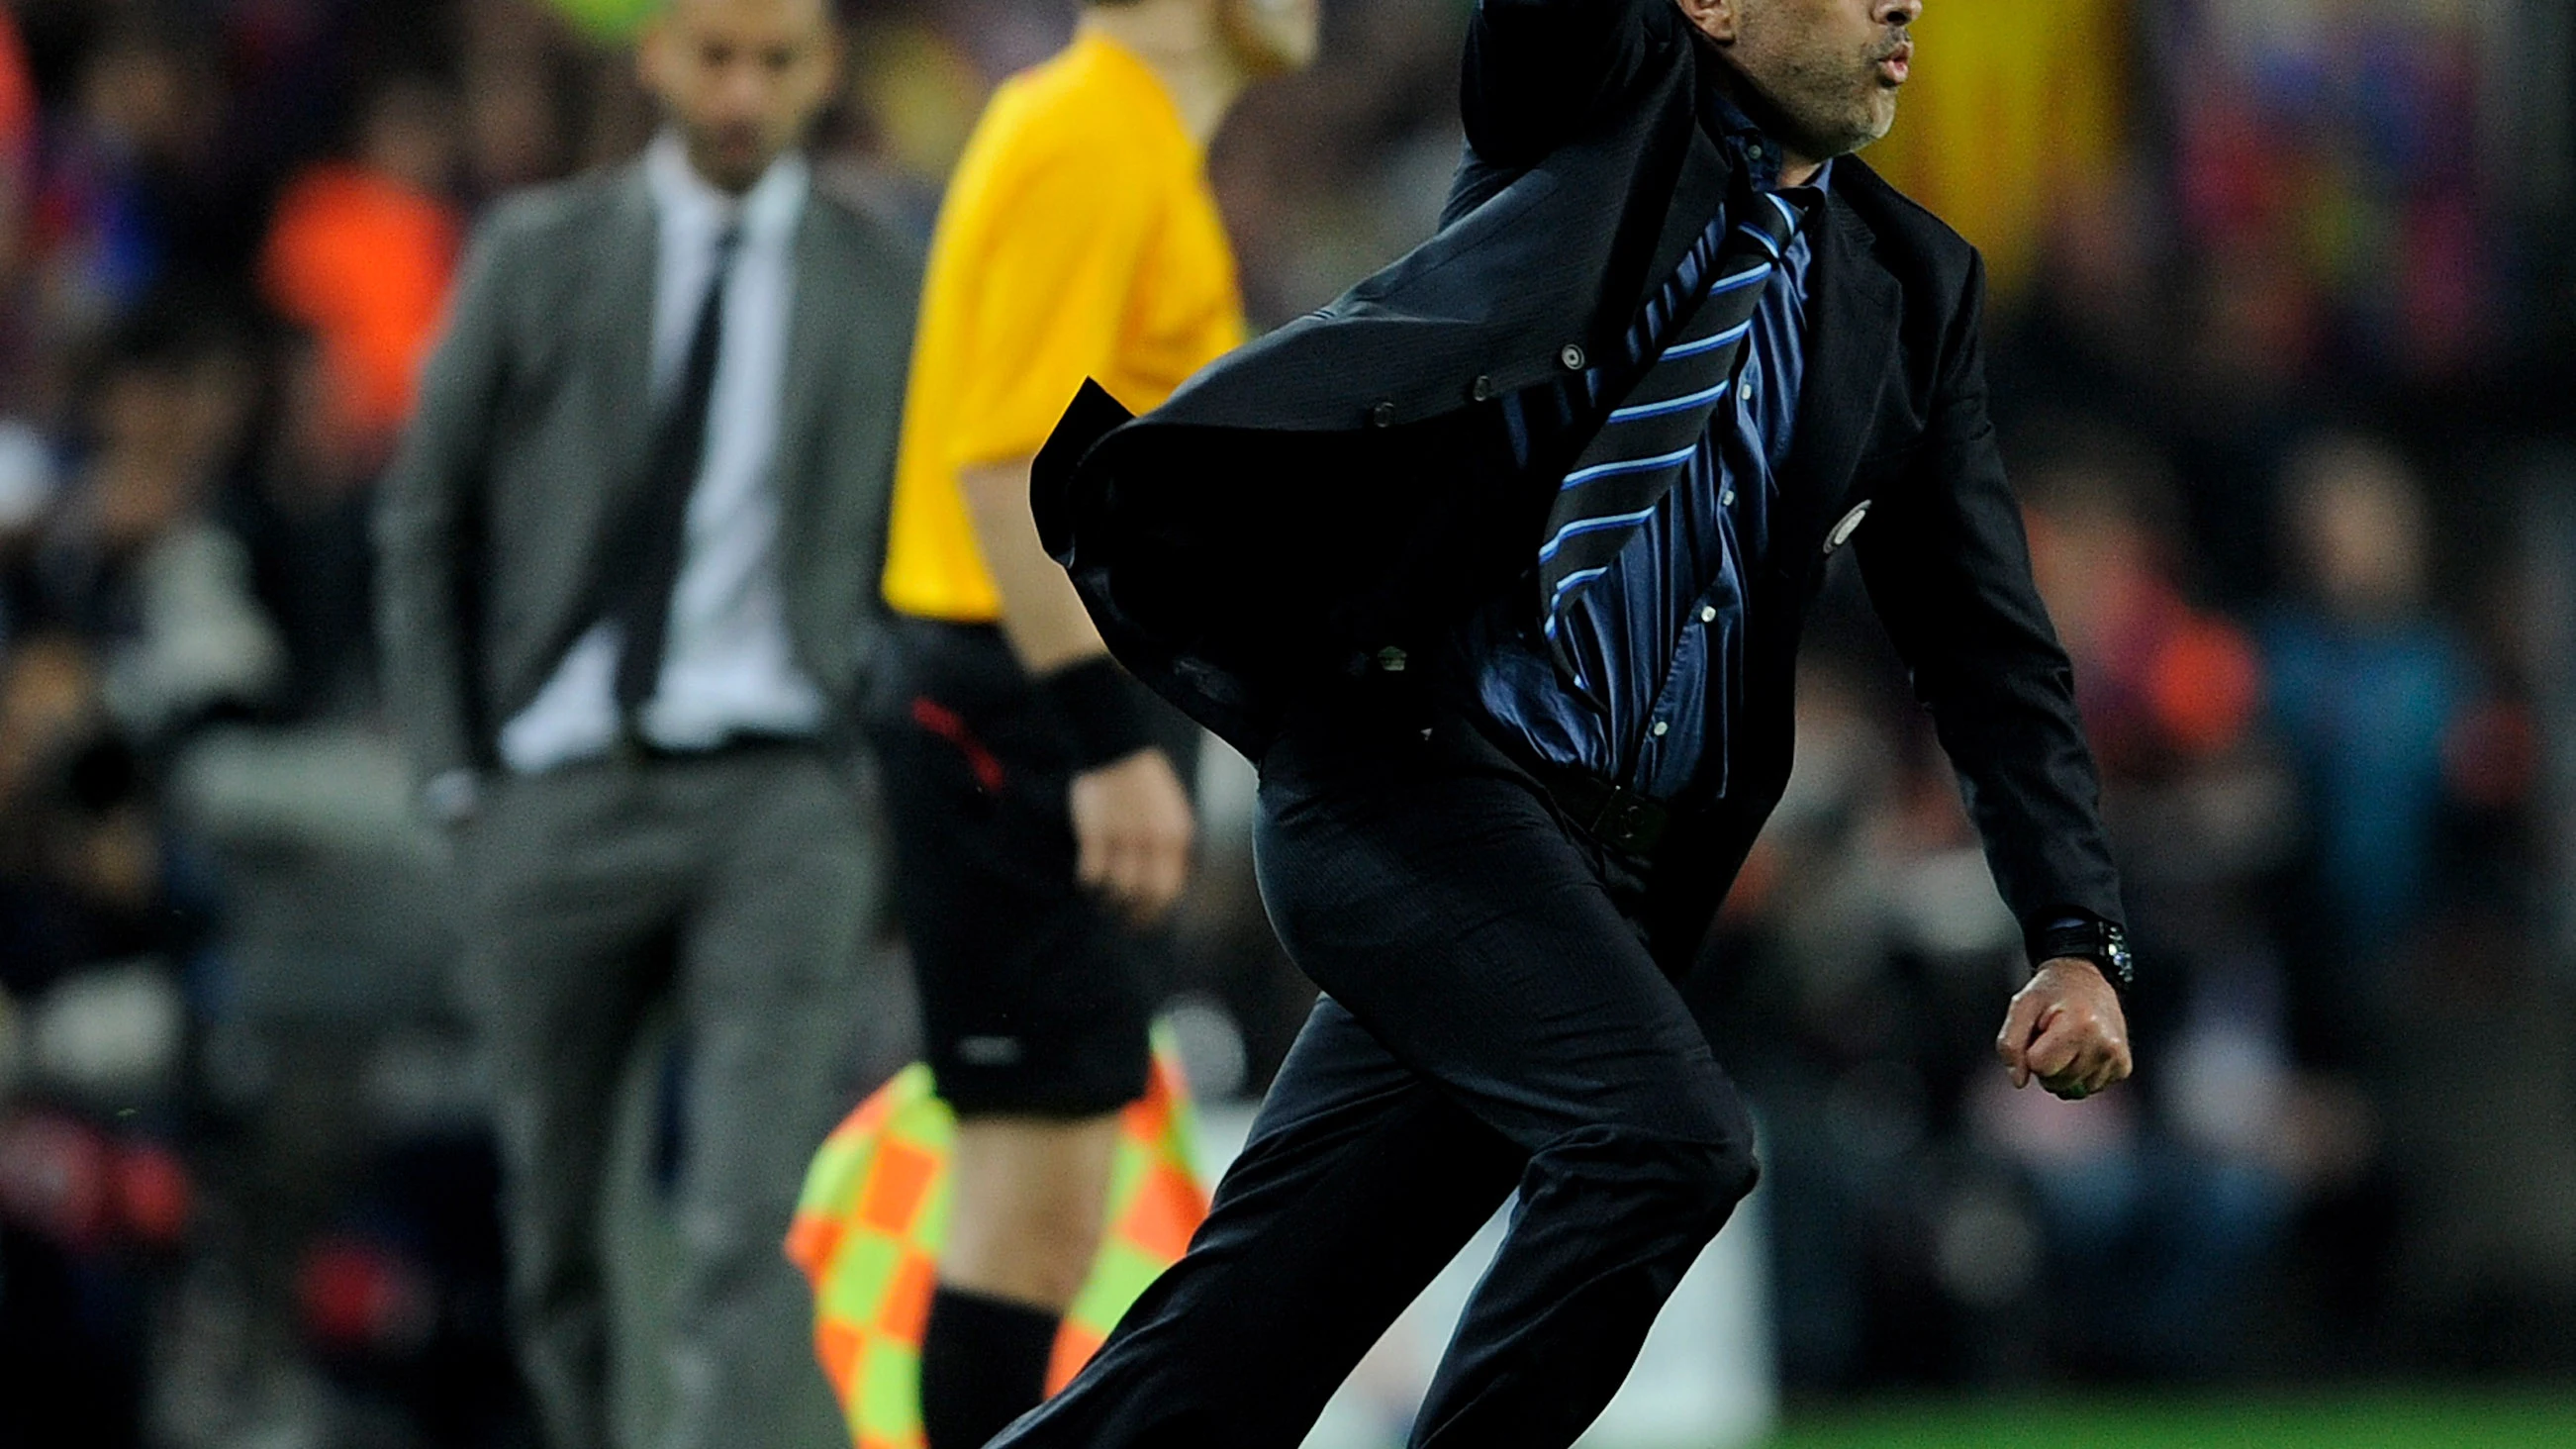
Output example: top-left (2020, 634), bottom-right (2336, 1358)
top-left (1824, 70), bottom-right (1901, 156)
top-left (1857, 92), bottom-right (1899, 150)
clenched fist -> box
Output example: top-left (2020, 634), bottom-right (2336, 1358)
top-left (1996, 957), bottom-right (2133, 1101)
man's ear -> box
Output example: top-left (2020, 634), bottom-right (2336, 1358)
top-left (1674, 0), bottom-right (1741, 46)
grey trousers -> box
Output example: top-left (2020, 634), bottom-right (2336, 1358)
top-left (456, 748), bottom-right (877, 1449)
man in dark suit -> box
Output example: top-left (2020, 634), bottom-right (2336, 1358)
top-left (374, 1), bottom-right (915, 1444)
top-left (1005, 2), bottom-right (2135, 1446)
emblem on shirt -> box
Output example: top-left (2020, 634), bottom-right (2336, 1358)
top-left (1822, 500), bottom-right (1873, 555)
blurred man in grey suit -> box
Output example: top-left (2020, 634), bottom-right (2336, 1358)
top-left (374, 1), bottom-right (915, 1444)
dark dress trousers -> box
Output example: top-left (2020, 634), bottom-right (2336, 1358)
top-left (1002, 4), bottom-right (2127, 1446)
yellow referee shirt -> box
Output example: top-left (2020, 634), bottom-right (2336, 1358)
top-left (881, 31), bottom-right (1249, 623)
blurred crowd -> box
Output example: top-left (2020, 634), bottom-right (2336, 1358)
top-left (1, 1), bottom-right (2574, 1446)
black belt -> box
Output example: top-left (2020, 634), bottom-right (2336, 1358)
top-left (1355, 658), bottom-right (1675, 860)
top-left (1442, 703), bottom-right (1675, 860)
top-left (1513, 751), bottom-right (1672, 859)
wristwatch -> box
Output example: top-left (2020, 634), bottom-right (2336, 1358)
top-left (2027, 918), bottom-right (2134, 993)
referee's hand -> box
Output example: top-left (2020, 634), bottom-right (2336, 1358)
top-left (1995, 958), bottom-right (2133, 1101)
top-left (1071, 747), bottom-right (1196, 926)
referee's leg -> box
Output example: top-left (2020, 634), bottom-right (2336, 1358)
top-left (867, 623), bottom-right (1158, 1449)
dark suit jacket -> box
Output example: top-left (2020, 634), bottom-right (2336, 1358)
top-left (1035, 0), bottom-right (2123, 960)
top-left (376, 161), bottom-right (919, 788)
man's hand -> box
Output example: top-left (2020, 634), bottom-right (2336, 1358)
top-left (1070, 746), bottom-right (1195, 925)
top-left (1995, 957), bottom-right (2133, 1101)
top-left (962, 453), bottom-right (1193, 922)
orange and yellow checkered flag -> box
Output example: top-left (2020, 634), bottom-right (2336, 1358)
top-left (785, 1041), bottom-right (1208, 1449)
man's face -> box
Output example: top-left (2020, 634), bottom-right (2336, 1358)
top-left (1695, 0), bottom-right (1919, 161)
top-left (639, 0), bottom-right (841, 192)
top-left (1220, 0), bottom-right (1323, 79)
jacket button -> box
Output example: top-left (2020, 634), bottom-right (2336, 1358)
top-left (1471, 375), bottom-right (1494, 402)
top-left (1371, 400), bottom-right (1396, 428)
top-left (1559, 343), bottom-right (1586, 371)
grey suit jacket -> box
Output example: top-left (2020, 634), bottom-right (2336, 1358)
top-left (375, 159), bottom-right (919, 788)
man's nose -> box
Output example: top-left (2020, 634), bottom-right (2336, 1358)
top-left (717, 61), bottom-right (772, 114)
top-left (1881, 0), bottom-right (1924, 26)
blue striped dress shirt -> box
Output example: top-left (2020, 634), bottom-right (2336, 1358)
top-left (1462, 106), bottom-right (1825, 805)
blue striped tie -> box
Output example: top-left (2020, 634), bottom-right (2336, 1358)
top-left (1537, 178), bottom-right (1815, 673)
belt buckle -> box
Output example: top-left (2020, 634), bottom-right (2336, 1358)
top-left (1589, 787), bottom-right (1667, 857)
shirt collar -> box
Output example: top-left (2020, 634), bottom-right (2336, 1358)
top-left (645, 131), bottom-right (811, 248)
top-left (1698, 64), bottom-right (1834, 196)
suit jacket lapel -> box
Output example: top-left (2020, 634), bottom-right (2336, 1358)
top-left (593, 167), bottom-right (661, 507)
top-left (1772, 192), bottom-right (1897, 573)
top-left (1645, 122), bottom-right (1733, 314)
top-left (774, 204), bottom-right (845, 540)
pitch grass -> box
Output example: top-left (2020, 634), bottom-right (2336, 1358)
top-left (1769, 1388), bottom-right (2576, 1448)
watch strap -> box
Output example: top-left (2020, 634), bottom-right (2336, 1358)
top-left (2027, 918), bottom-right (2134, 992)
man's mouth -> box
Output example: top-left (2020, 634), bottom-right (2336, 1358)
top-left (1876, 39), bottom-right (1913, 86)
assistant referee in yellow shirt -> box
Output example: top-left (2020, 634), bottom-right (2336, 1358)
top-left (868, 2), bottom-right (1318, 1445)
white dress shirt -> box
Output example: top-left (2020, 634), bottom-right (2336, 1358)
top-left (497, 135), bottom-right (829, 774)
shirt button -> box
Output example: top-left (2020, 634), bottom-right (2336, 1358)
top-left (1721, 489), bottom-right (1737, 506)
top-left (1371, 401), bottom-right (1396, 428)
top-left (1560, 343), bottom-right (1586, 370)
top-left (1700, 605), bottom-right (1718, 624)
top-left (1651, 721), bottom-right (1670, 738)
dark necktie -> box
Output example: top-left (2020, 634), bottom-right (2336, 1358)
top-left (612, 225), bottom-right (739, 722)
top-left (1536, 177), bottom-right (1814, 676)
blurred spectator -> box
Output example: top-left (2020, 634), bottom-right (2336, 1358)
top-left (0, 414), bottom-right (58, 641)
top-left (0, 631), bottom-right (188, 998)
top-left (814, 18), bottom-right (991, 239)
top-left (1911, 426), bottom-right (2368, 1382)
top-left (34, 16), bottom-right (252, 336)
top-left (2020, 429), bottom-right (2265, 776)
top-left (259, 71), bottom-right (464, 453)
top-left (27, 295), bottom-right (282, 747)
top-left (2155, 0), bottom-right (2499, 383)
top-left (457, 0), bottom-right (580, 197)
top-left (0, 9), bottom-right (39, 395)
top-left (2260, 435), bottom-right (2474, 997)
top-left (0, 629), bottom-right (205, 1449)
top-left (0, 10), bottom-right (33, 171)
top-left (232, 328), bottom-right (387, 720)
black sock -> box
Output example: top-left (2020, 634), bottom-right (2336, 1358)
top-left (918, 1285), bottom-right (1061, 1449)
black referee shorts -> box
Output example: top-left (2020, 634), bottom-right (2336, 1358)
top-left (865, 618), bottom-right (1192, 1118)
